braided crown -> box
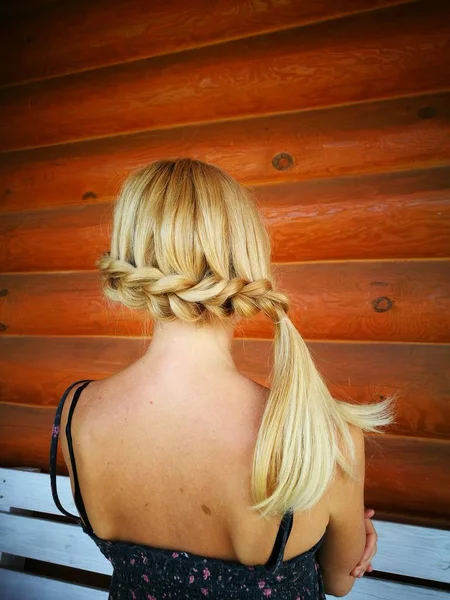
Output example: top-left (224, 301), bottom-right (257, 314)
top-left (99, 254), bottom-right (289, 324)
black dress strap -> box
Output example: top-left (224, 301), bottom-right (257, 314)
top-left (264, 509), bottom-right (294, 569)
top-left (50, 379), bottom-right (94, 532)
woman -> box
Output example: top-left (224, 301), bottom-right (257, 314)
top-left (50, 158), bottom-right (393, 599)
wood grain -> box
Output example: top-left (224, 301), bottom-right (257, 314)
top-left (1, 2), bottom-right (449, 151)
top-left (1, 0), bottom-right (449, 528)
top-left (1, 261), bottom-right (449, 344)
top-left (364, 435), bottom-right (450, 522)
top-left (1, 167), bottom-right (449, 270)
top-left (0, 568), bottom-right (109, 600)
top-left (1, 92), bottom-right (449, 213)
top-left (0, 399), bottom-right (448, 522)
top-left (0, 336), bottom-right (448, 440)
top-left (0, 0), bottom-right (59, 14)
top-left (0, 0), bottom-right (411, 86)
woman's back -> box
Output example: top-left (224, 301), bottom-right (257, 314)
top-left (61, 343), bottom-right (329, 567)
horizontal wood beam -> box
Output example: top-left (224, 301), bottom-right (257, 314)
top-left (0, 0), bottom-right (411, 86)
top-left (0, 570), bottom-right (109, 600)
top-left (1, 92), bottom-right (449, 213)
top-left (0, 2), bottom-right (449, 151)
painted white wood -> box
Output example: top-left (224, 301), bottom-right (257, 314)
top-left (0, 505), bottom-right (27, 569)
top-left (0, 467), bottom-right (78, 516)
top-left (374, 520), bottom-right (450, 584)
top-left (348, 576), bottom-right (449, 600)
top-left (0, 512), bottom-right (113, 575)
top-left (0, 568), bottom-right (108, 600)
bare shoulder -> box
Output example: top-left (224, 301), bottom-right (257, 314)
top-left (59, 380), bottom-right (99, 430)
top-left (59, 380), bottom-right (104, 468)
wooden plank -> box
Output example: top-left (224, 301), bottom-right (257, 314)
top-left (348, 577), bottom-right (449, 600)
top-left (373, 520), bottom-right (450, 584)
top-left (0, 337), bottom-right (145, 409)
top-left (364, 435), bottom-right (450, 525)
top-left (0, 467), bottom-right (78, 516)
top-left (0, 401), bottom-right (67, 473)
top-left (0, 336), bottom-right (448, 440)
top-left (1, 261), bottom-right (449, 344)
top-left (0, 513), bottom-right (113, 574)
top-left (2, 167), bottom-right (450, 270)
top-left (0, 0), bottom-right (411, 86)
top-left (1, 91), bottom-right (449, 213)
top-left (1, 2), bottom-right (449, 151)
top-left (0, 202), bottom-right (113, 271)
top-left (0, 400), bottom-right (449, 522)
top-left (364, 509), bottom-right (450, 531)
top-left (0, 569), bottom-right (109, 600)
top-left (259, 167), bottom-right (450, 263)
top-left (1, 468), bottom-right (448, 585)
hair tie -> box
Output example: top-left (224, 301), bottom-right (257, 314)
top-left (274, 315), bottom-right (288, 325)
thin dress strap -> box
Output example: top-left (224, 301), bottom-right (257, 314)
top-left (264, 509), bottom-right (294, 569)
top-left (50, 379), bottom-right (94, 533)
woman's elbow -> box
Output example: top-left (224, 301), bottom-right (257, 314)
top-left (322, 573), bottom-right (356, 597)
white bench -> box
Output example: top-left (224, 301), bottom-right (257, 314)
top-left (0, 467), bottom-right (448, 599)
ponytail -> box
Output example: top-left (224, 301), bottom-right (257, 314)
top-left (251, 315), bottom-right (394, 517)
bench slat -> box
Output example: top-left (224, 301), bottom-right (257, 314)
top-left (0, 513), bottom-right (113, 575)
top-left (0, 467), bottom-right (77, 516)
top-left (348, 576), bottom-right (449, 600)
top-left (0, 568), bottom-right (108, 600)
top-left (374, 521), bottom-right (449, 583)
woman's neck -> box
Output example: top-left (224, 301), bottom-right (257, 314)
top-left (142, 318), bottom-right (237, 372)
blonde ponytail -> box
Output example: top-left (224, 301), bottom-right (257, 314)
top-left (98, 158), bottom-right (395, 519)
top-left (252, 315), bottom-right (394, 517)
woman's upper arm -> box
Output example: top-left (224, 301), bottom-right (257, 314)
top-left (316, 424), bottom-right (366, 597)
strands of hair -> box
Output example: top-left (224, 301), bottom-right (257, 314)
top-left (98, 158), bottom-right (395, 518)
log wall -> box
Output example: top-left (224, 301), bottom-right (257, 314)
top-left (0, 0), bottom-right (449, 526)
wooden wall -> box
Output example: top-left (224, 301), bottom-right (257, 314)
top-left (0, 0), bottom-right (449, 528)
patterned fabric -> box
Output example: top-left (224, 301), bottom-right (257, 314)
top-left (50, 380), bottom-right (327, 599)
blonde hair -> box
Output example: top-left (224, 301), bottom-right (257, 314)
top-left (98, 158), bottom-right (394, 517)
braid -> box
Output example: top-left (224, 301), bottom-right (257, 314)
top-left (98, 253), bottom-right (289, 324)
